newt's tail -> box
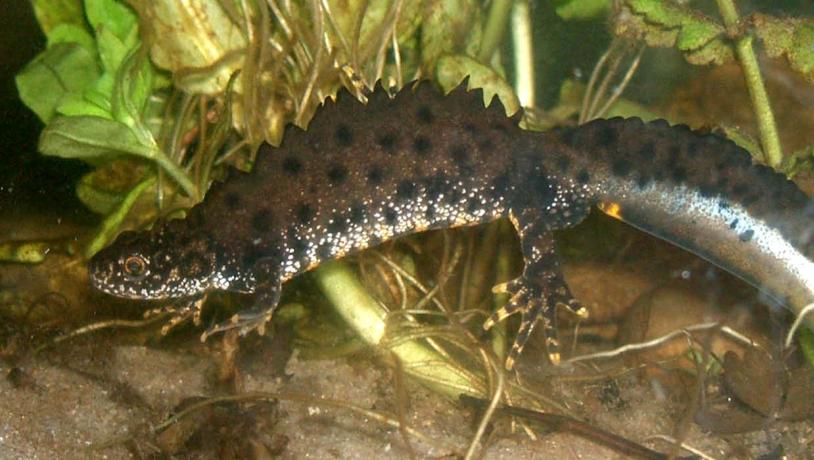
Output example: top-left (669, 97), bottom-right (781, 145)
top-left (553, 117), bottom-right (814, 327)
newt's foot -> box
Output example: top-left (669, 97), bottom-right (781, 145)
top-left (484, 277), bottom-right (587, 369)
top-left (201, 284), bottom-right (281, 342)
top-left (201, 306), bottom-right (276, 342)
top-left (144, 296), bottom-right (206, 335)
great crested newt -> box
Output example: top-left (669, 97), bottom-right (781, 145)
top-left (88, 80), bottom-right (814, 368)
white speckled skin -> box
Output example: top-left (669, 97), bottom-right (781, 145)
top-left (89, 82), bottom-right (814, 366)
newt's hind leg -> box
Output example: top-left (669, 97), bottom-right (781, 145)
top-left (484, 211), bottom-right (588, 369)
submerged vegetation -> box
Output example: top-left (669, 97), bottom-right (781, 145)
top-left (11, 0), bottom-right (814, 455)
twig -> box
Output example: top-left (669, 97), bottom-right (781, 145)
top-left (785, 302), bottom-right (814, 348)
top-left (715, 0), bottom-right (783, 166)
top-left (565, 322), bottom-right (757, 364)
top-left (478, 0), bottom-right (514, 63)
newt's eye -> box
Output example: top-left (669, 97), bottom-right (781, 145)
top-left (123, 255), bottom-right (148, 280)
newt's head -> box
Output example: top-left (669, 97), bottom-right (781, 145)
top-left (89, 219), bottom-right (217, 300)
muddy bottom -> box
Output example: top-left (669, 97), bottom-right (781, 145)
top-left (1, 210), bottom-right (813, 459)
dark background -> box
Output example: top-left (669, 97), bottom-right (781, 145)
top-left (0, 1), bottom-right (88, 216)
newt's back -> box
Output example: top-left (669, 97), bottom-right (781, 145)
top-left (89, 80), bottom-right (814, 367)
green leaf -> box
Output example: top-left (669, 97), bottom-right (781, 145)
top-left (84, 0), bottom-right (138, 43)
top-left (15, 42), bottom-right (101, 122)
top-left (96, 27), bottom-right (130, 74)
top-left (421, 0), bottom-right (482, 70)
top-left (435, 54), bottom-right (520, 115)
top-left (754, 13), bottom-right (814, 83)
top-left (112, 48), bottom-right (155, 132)
top-left (84, 175), bottom-right (156, 258)
top-left (39, 116), bottom-right (196, 196)
top-left (89, 73), bottom-right (115, 111)
top-left (132, 0), bottom-right (247, 94)
top-left (30, 0), bottom-right (85, 36)
top-left (616, 0), bottom-right (733, 65)
top-left (780, 144), bottom-right (814, 177)
top-left (553, 0), bottom-right (610, 21)
top-left (0, 241), bottom-right (59, 264)
top-left (76, 160), bottom-right (146, 214)
top-left (55, 93), bottom-right (112, 119)
top-left (799, 327), bottom-right (814, 368)
top-left (46, 23), bottom-right (96, 51)
top-left (40, 115), bottom-right (155, 160)
top-left (325, 0), bottom-right (422, 58)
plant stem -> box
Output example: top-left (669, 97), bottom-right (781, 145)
top-left (715, 0), bottom-right (783, 166)
top-left (478, 0), bottom-right (514, 63)
top-left (510, 0), bottom-right (534, 107)
top-left (314, 260), bottom-right (485, 398)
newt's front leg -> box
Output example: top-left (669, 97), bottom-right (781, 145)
top-left (202, 258), bottom-right (283, 341)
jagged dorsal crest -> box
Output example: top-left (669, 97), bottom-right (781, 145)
top-left (293, 78), bottom-right (520, 142)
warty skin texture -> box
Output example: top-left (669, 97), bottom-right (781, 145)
top-left (89, 81), bottom-right (814, 368)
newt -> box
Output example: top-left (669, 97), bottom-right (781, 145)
top-left (88, 81), bottom-right (814, 368)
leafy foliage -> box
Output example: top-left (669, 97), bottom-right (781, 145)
top-left (14, 0), bottom-right (814, 255)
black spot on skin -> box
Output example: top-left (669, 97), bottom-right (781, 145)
top-left (668, 145), bottom-right (681, 164)
top-left (295, 203), bottom-right (314, 224)
top-left (636, 174), bottom-right (651, 189)
top-left (367, 165), bottom-right (385, 185)
top-left (349, 204), bottom-right (365, 224)
top-left (556, 157), bottom-right (570, 173)
top-left (327, 164), bottom-right (349, 184)
top-left (251, 209), bottom-right (274, 233)
top-left (376, 132), bottom-right (398, 152)
top-left (653, 170), bottom-right (665, 182)
top-left (396, 180), bottom-right (416, 200)
top-left (478, 138), bottom-right (495, 152)
top-left (731, 183), bottom-right (750, 197)
top-left (558, 128), bottom-right (578, 147)
top-left (527, 173), bottom-right (554, 205)
top-left (490, 174), bottom-right (510, 199)
top-left (576, 169), bottom-right (590, 184)
top-left (290, 237), bottom-right (308, 254)
top-left (417, 105), bottom-right (434, 124)
top-left (739, 229), bottom-right (755, 242)
top-left (282, 156), bottom-right (302, 175)
top-left (698, 185), bottom-right (717, 198)
top-left (384, 208), bottom-right (398, 224)
top-left (594, 123), bottom-right (618, 145)
top-left (612, 159), bottom-right (632, 177)
top-left (671, 167), bottom-right (688, 183)
top-left (730, 218), bottom-right (739, 229)
top-left (450, 145), bottom-right (470, 173)
top-left (637, 141), bottom-right (655, 160)
top-left (224, 192), bottom-right (241, 210)
top-left (742, 194), bottom-right (760, 207)
top-left (466, 196), bottom-right (480, 214)
top-left (317, 242), bottom-right (334, 260)
top-left (463, 123), bottom-right (478, 135)
top-left (425, 174), bottom-right (450, 199)
top-left (327, 214), bottom-right (348, 234)
top-left (242, 245), bottom-right (263, 266)
top-left (335, 123), bottom-right (353, 146)
top-left (492, 122), bottom-right (508, 134)
top-left (446, 187), bottom-right (462, 205)
top-left (413, 136), bottom-right (431, 155)
top-left (286, 226), bottom-right (308, 253)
